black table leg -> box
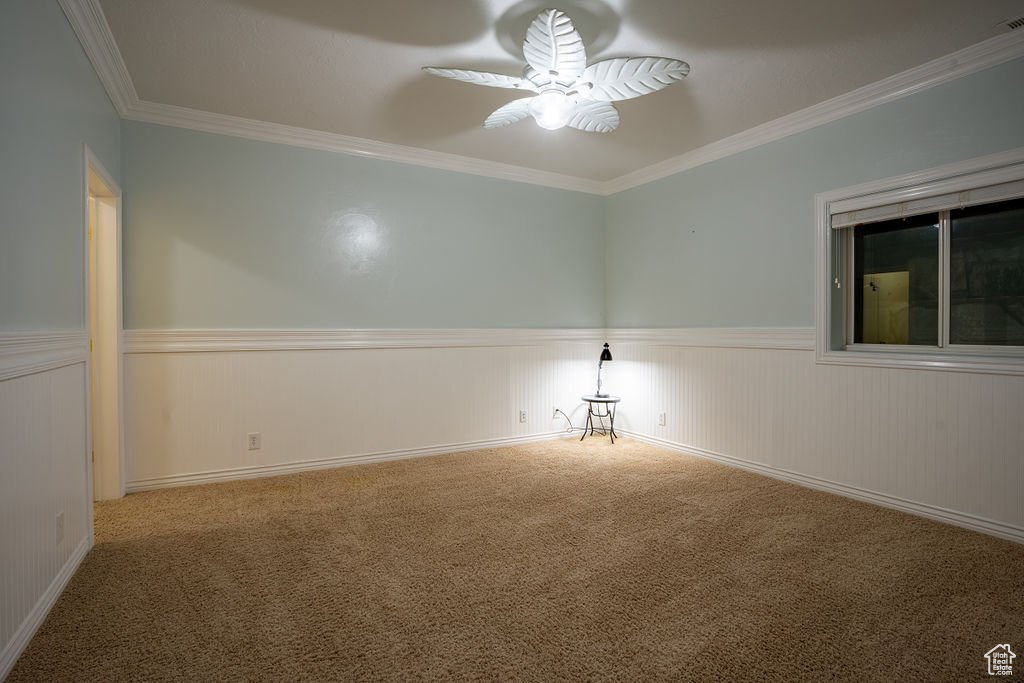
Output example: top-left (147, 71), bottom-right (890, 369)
top-left (609, 403), bottom-right (616, 444)
top-left (580, 399), bottom-right (620, 443)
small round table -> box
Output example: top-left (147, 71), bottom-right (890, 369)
top-left (581, 395), bottom-right (621, 444)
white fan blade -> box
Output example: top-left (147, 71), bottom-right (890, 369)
top-left (522, 9), bottom-right (587, 82)
top-left (422, 67), bottom-right (531, 91)
top-left (567, 101), bottom-right (619, 133)
top-left (484, 97), bottom-right (534, 128)
top-left (578, 57), bottom-right (690, 102)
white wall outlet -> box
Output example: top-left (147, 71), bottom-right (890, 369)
top-left (247, 432), bottom-right (262, 450)
top-left (55, 511), bottom-right (65, 544)
top-left (553, 407), bottom-right (559, 419)
top-left (519, 410), bottom-right (527, 423)
top-left (658, 412), bottom-right (667, 427)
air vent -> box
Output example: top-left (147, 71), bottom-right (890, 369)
top-left (1004, 15), bottom-right (1024, 30)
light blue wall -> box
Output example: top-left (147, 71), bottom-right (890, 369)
top-left (0, 0), bottom-right (121, 331)
top-left (121, 122), bottom-right (605, 329)
top-left (605, 58), bottom-right (1024, 328)
top-left (21, 12), bottom-right (1019, 332)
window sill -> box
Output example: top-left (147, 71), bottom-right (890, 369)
top-left (816, 347), bottom-right (1024, 376)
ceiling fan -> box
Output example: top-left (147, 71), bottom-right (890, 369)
top-left (423, 8), bottom-right (690, 133)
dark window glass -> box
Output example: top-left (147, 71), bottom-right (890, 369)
top-left (853, 214), bottom-right (939, 345)
top-left (949, 198), bottom-right (1024, 346)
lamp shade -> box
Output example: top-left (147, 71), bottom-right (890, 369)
top-left (599, 343), bottom-right (612, 362)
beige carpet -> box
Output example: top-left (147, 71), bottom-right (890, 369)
top-left (10, 438), bottom-right (1024, 681)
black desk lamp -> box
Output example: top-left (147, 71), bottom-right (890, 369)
top-left (595, 343), bottom-right (613, 397)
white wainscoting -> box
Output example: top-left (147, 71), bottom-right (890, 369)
top-left (122, 330), bottom-right (602, 491)
top-left (0, 332), bottom-right (91, 679)
top-left (604, 329), bottom-right (1024, 543)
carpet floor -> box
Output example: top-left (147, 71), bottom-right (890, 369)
top-left (9, 438), bottom-right (1024, 681)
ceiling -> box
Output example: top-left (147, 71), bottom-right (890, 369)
top-left (97, 0), bottom-right (1023, 183)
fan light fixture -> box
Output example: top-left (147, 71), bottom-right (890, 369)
top-left (423, 9), bottom-right (690, 133)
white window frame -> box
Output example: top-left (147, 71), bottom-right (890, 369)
top-left (815, 147), bottom-right (1024, 375)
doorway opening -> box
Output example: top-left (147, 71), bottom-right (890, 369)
top-left (85, 146), bottom-right (124, 501)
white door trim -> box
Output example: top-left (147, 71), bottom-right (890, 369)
top-left (83, 145), bottom-right (125, 507)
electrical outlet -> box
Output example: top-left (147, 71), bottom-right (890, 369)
top-left (247, 432), bottom-right (262, 450)
top-left (519, 410), bottom-right (527, 423)
top-left (552, 407), bottom-right (559, 419)
top-left (658, 412), bottom-right (667, 427)
top-left (55, 511), bottom-right (64, 544)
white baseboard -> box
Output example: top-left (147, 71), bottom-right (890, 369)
top-left (127, 431), bottom-right (569, 492)
top-left (0, 536), bottom-right (91, 680)
top-left (622, 430), bottom-right (1024, 545)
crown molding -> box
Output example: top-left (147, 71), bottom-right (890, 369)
top-left (60, 0), bottom-right (1024, 196)
top-left (123, 100), bottom-right (606, 195)
top-left (603, 30), bottom-right (1024, 195)
top-left (122, 328), bottom-right (604, 353)
top-left (57, 0), bottom-right (137, 116)
top-left (56, 0), bottom-right (602, 194)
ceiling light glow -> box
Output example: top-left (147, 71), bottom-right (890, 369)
top-left (528, 91), bottom-right (575, 130)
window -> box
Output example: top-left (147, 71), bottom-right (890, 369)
top-left (852, 213), bottom-right (940, 346)
top-left (949, 199), bottom-right (1024, 346)
top-left (816, 150), bottom-right (1024, 374)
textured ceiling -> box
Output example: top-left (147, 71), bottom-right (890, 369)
top-left (99, 0), bottom-right (1022, 181)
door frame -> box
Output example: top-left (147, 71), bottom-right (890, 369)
top-left (82, 144), bottom-right (124, 519)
